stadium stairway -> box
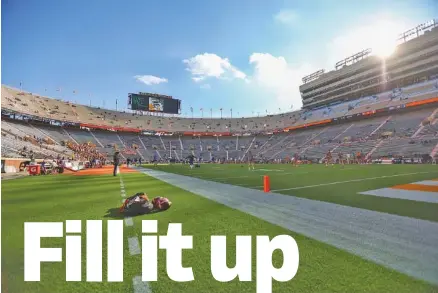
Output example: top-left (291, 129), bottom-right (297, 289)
top-left (256, 132), bottom-right (292, 157)
top-left (270, 128), bottom-right (326, 159)
top-left (365, 140), bottom-right (384, 160)
top-left (412, 107), bottom-right (438, 138)
top-left (90, 130), bottom-right (105, 147)
top-left (430, 142), bottom-right (438, 158)
top-left (28, 123), bottom-right (61, 145)
top-left (136, 148), bottom-right (145, 160)
top-left (63, 128), bottom-right (79, 144)
top-left (419, 119), bottom-right (438, 137)
top-left (178, 136), bottom-right (184, 150)
top-left (332, 123), bottom-right (355, 140)
top-left (138, 137), bottom-right (152, 157)
top-left (370, 116), bottom-right (392, 136)
top-left (116, 133), bottom-right (126, 148)
top-left (241, 137), bottom-right (256, 161)
top-left (159, 136), bottom-right (167, 150)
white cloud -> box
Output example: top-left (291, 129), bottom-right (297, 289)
top-left (180, 16), bottom-right (418, 114)
top-left (192, 77), bottom-right (204, 82)
top-left (247, 16), bottom-right (417, 112)
top-left (183, 53), bottom-right (249, 83)
top-left (134, 75), bottom-right (168, 85)
top-left (249, 53), bottom-right (316, 110)
top-left (200, 84), bottom-right (211, 90)
top-left (274, 9), bottom-right (298, 24)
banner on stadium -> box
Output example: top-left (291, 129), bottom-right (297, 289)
top-left (183, 131), bottom-right (232, 136)
top-left (283, 119), bottom-right (332, 131)
top-left (373, 159), bottom-right (393, 164)
top-left (405, 96), bottom-right (438, 107)
top-left (154, 131), bottom-right (172, 136)
top-left (79, 123), bottom-right (141, 133)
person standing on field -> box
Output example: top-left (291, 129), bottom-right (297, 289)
top-left (247, 151), bottom-right (255, 170)
top-left (113, 151), bottom-right (120, 176)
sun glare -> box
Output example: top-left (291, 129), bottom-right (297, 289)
top-left (369, 24), bottom-right (399, 58)
top-left (372, 40), bottom-right (397, 58)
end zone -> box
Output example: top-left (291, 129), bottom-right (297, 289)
top-left (359, 179), bottom-right (438, 203)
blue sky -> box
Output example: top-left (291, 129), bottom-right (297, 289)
top-left (2, 0), bottom-right (437, 118)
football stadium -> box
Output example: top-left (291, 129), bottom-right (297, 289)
top-left (2, 4), bottom-right (438, 293)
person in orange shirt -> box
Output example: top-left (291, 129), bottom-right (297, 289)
top-left (356, 151), bottom-right (362, 164)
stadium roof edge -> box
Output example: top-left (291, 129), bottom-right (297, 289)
top-left (1, 84), bottom-right (303, 121)
top-left (299, 19), bottom-right (438, 89)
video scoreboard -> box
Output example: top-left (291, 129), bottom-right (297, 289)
top-left (128, 92), bottom-right (181, 114)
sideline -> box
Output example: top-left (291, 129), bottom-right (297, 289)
top-left (137, 167), bottom-right (438, 285)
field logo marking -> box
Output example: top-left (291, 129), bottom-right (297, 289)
top-left (359, 178), bottom-right (438, 203)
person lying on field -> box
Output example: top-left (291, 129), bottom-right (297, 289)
top-left (120, 192), bottom-right (172, 215)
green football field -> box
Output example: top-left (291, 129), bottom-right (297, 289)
top-left (2, 163), bottom-right (438, 293)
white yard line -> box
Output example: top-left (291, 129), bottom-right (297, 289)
top-left (271, 172), bottom-right (433, 192)
top-left (208, 175), bottom-right (250, 180)
top-left (119, 176), bottom-right (153, 293)
top-left (119, 178), bottom-right (132, 226)
top-left (133, 276), bottom-right (152, 293)
top-left (208, 171), bottom-right (311, 181)
top-left (120, 178), bottom-right (141, 252)
top-left (128, 237), bottom-right (141, 255)
top-left (125, 217), bottom-right (134, 226)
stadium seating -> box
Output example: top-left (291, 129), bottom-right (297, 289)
top-left (2, 77), bottom-right (438, 162)
top-left (2, 78), bottom-right (437, 133)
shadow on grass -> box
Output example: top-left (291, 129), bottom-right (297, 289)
top-left (104, 207), bottom-right (163, 219)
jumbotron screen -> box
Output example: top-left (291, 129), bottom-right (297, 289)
top-left (128, 93), bottom-right (180, 114)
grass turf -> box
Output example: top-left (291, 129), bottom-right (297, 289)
top-left (1, 167), bottom-right (438, 293)
top-left (144, 163), bottom-right (438, 222)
